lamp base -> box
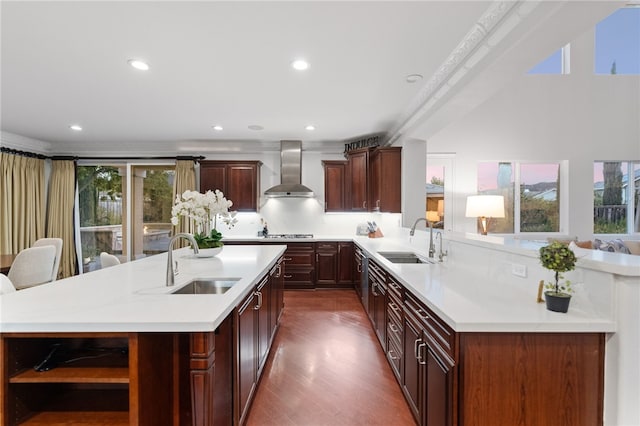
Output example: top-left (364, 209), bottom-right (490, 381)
top-left (480, 216), bottom-right (488, 235)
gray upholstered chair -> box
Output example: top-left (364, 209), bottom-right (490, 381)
top-left (100, 252), bottom-right (121, 268)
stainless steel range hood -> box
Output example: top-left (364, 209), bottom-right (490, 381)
top-left (264, 140), bottom-right (315, 198)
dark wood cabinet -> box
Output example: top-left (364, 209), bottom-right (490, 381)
top-left (402, 291), bottom-right (455, 426)
top-left (315, 243), bottom-right (338, 287)
top-left (347, 150), bottom-right (369, 211)
top-left (281, 242), bottom-right (315, 289)
top-left (234, 256), bottom-right (283, 426)
top-left (324, 147), bottom-right (401, 212)
top-left (337, 242), bottom-right (354, 286)
top-left (368, 259), bottom-right (387, 347)
top-left (369, 147), bottom-right (402, 212)
top-left (322, 161), bottom-right (347, 212)
top-left (235, 289), bottom-right (258, 425)
top-left (256, 276), bottom-right (271, 377)
top-left (200, 161), bottom-right (261, 212)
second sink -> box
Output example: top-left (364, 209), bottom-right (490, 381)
top-left (171, 278), bottom-right (241, 295)
top-left (377, 251), bottom-right (435, 264)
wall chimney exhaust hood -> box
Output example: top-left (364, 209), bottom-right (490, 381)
top-left (264, 140), bottom-right (315, 198)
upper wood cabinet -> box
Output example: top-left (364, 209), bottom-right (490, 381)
top-left (369, 147), bottom-right (401, 213)
top-left (322, 161), bottom-right (347, 212)
top-left (200, 161), bottom-right (261, 212)
top-left (323, 147), bottom-right (401, 213)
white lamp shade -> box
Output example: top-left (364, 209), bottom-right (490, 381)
top-left (465, 195), bottom-right (505, 218)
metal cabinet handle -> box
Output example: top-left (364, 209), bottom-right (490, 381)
top-left (362, 201), bottom-right (367, 209)
top-left (414, 338), bottom-right (422, 360)
top-left (357, 263), bottom-right (362, 272)
top-left (389, 302), bottom-right (400, 313)
top-left (388, 349), bottom-right (399, 360)
top-left (316, 253), bottom-right (319, 262)
top-left (284, 257), bottom-right (292, 261)
top-left (284, 274), bottom-right (293, 279)
top-left (371, 282), bottom-right (379, 296)
top-left (276, 264), bottom-right (282, 277)
top-left (418, 343), bottom-right (427, 365)
top-left (389, 323), bottom-right (399, 333)
top-left (416, 308), bottom-right (430, 320)
top-left (254, 291), bottom-right (262, 310)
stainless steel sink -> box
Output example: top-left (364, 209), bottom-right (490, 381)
top-left (377, 251), bottom-right (436, 264)
top-left (171, 278), bottom-right (240, 295)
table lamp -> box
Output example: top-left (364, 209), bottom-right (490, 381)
top-left (465, 195), bottom-right (505, 235)
top-left (426, 210), bottom-right (440, 223)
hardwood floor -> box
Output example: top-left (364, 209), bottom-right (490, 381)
top-left (246, 289), bottom-right (416, 426)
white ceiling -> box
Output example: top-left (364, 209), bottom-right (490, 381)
top-left (0, 1), bottom-right (623, 155)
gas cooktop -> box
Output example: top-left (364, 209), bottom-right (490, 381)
top-left (263, 234), bottom-right (314, 239)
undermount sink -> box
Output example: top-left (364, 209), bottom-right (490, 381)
top-left (377, 251), bottom-right (436, 264)
top-left (171, 278), bottom-right (241, 295)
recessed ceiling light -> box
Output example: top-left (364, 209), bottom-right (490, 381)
top-left (212, 125), bottom-right (223, 131)
top-left (305, 125), bottom-right (315, 131)
top-left (291, 59), bottom-right (309, 71)
top-left (405, 74), bottom-right (423, 83)
top-left (69, 124), bottom-right (82, 131)
top-left (248, 124), bottom-right (264, 131)
top-left (128, 59), bottom-right (150, 71)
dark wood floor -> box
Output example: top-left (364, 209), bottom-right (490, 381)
top-left (246, 289), bottom-right (416, 426)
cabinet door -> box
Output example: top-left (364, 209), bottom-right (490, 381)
top-left (315, 251), bottom-right (337, 286)
top-left (425, 346), bottom-right (453, 426)
top-left (256, 277), bottom-right (271, 376)
top-left (337, 242), bottom-right (354, 285)
top-left (347, 150), bottom-right (369, 211)
top-left (200, 162), bottom-right (227, 194)
top-left (236, 291), bottom-right (257, 425)
top-left (227, 164), bottom-right (259, 211)
top-left (323, 161), bottom-right (347, 212)
top-left (402, 312), bottom-right (423, 422)
top-left (370, 147), bottom-right (401, 213)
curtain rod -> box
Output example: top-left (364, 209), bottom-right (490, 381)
top-left (0, 147), bottom-right (48, 159)
top-left (1, 147), bottom-right (204, 161)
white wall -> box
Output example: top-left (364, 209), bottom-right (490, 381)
top-left (423, 27), bottom-right (640, 239)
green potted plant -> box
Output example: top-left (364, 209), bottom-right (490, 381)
top-left (539, 241), bottom-right (577, 313)
top-left (171, 189), bottom-right (237, 256)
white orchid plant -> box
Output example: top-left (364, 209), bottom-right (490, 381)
top-left (171, 189), bottom-right (238, 248)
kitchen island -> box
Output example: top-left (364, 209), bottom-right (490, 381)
top-left (0, 244), bottom-right (286, 425)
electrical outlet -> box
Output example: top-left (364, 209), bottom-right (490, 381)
top-left (511, 263), bottom-right (527, 278)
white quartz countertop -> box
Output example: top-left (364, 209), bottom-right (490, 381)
top-left (354, 237), bottom-right (616, 333)
top-left (0, 245), bottom-right (286, 333)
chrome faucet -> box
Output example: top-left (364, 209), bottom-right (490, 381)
top-left (435, 232), bottom-right (448, 262)
top-left (409, 218), bottom-right (436, 258)
top-left (166, 233), bottom-right (199, 287)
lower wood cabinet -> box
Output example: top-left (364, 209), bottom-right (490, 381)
top-left (235, 288), bottom-right (258, 425)
top-left (234, 256), bottom-right (284, 426)
top-left (358, 247), bottom-right (606, 426)
top-left (0, 257), bottom-right (285, 426)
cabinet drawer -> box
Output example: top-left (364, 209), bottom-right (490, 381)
top-left (315, 242), bottom-right (337, 252)
top-left (282, 268), bottom-right (314, 289)
top-left (405, 293), bottom-right (455, 360)
top-left (387, 309), bottom-right (402, 348)
top-left (283, 252), bottom-right (314, 267)
top-left (386, 334), bottom-right (402, 381)
top-left (387, 276), bottom-right (403, 301)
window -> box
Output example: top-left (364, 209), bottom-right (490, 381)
top-left (426, 164), bottom-right (444, 229)
top-left (478, 162), bottom-right (561, 233)
top-left (78, 163), bottom-right (175, 270)
top-left (593, 161), bottom-right (640, 234)
top-left (78, 165), bottom-right (124, 272)
top-left (426, 154), bottom-right (453, 230)
top-left (527, 44), bottom-right (570, 75)
top-left (595, 7), bottom-right (640, 75)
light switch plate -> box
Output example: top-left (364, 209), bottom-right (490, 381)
top-left (511, 263), bottom-right (527, 278)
